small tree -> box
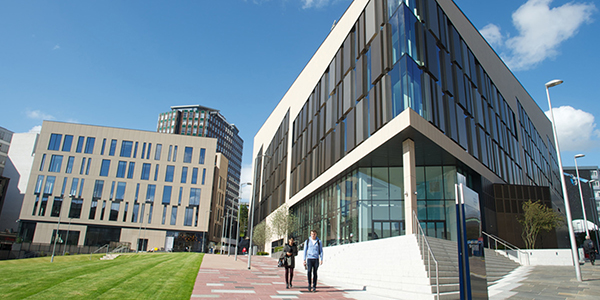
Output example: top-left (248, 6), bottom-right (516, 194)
top-left (252, 221), bottom-right (271, 252)
top-left (271, 204), bottom-right (299, 240)
top-left (239, 204), bottom-right (249, 238)
top-left (518, 200), bottom-right (564, 249)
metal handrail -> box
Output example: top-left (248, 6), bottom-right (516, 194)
top-left (482, 231), bottom-right (529, 266)
top-left (413, 211), bottom-right (439, 299)
top-left (90, 244), bottom-right (109, 260)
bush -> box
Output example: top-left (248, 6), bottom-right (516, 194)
top-left (257, 251), bottom-right (269, 256)
top-left (273, 246), bottom-right (283, 253)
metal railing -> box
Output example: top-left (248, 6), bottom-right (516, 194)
top-left (413, 211), bottom-right (440, 299)
top-left (482, 231), bottom-right (529, 266)
top-left (90, 244), bottom-right (109, 260)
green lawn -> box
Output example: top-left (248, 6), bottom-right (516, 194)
top-left (0, 252), bottom-right (203, 299)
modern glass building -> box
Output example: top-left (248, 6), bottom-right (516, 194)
top-left (17, 121), bottom-right (222, 252)
top-left (252, 0), bottom-right (567, 252)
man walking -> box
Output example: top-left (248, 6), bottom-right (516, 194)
top-left (583, 236), bottom-right (597, 265)
top-left (303, 229), bottom-right (323, 292)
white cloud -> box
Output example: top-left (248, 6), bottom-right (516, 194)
top-left (26, 109), bottom-right (55, 120)
top-left (301, 0), bottom-right (329, 9)
top-left (545, 106), bottom-right (600, 151)
top-left (480, 24), bottom-right (503, 48)
top-left (52, 45), bottom-right (60, 50)
top-left (239, 163), bottom-right (254, 203)
top-left (28, 125), bottom-right (42, 134)
top-left (480, 0), bottom-right (595, 71)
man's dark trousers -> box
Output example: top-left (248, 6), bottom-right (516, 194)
top-left (306, 258), bottom-right (319, 289)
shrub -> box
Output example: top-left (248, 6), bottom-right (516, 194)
top-left (257, 251), bottom-right (269, 256)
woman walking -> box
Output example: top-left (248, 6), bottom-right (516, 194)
top-left (283, 237), bottom-right (298, 289)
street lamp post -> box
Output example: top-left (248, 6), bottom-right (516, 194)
top-left (235, 182), bottom-right (252, 261)
top-left (546, 79), bottom-right (582, 281)
top-left (574, 154), bottom-right (590, 237)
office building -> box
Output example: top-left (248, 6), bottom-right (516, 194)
top-left (0, 126), bottom-right (14, 221)
top-left (0, 132), bottom-right (39, 233)
top-left (251, 0), bottom-right (566, 297)
top-left (157, 105), bottom-right (243, 240)
top-left (18, 121), bottom-right (220, 252)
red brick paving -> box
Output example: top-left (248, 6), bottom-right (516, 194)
top-left (191, 254), bottom-right (354, 299)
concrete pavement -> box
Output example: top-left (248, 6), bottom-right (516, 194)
top-left (191, 254), bottom-right (393, 300)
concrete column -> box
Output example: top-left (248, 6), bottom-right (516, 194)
top-left (403, 138), bottom-right (417, 235)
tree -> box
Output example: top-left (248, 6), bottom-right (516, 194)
top-left (238, 204), bottom-right (249, 238)
top-left (270, 204), bottom-right (299, 240)
top-left (518, 200), bottom-right (564, 249)
top-left (252, 221), bottom-right (271, 251)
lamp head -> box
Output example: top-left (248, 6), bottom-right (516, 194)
top-left (575, 154), bottom-right (585, 159)
top-left (545, 79), bottom-right (563, 88)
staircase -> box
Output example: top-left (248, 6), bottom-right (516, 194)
top-left (100, 254), bottom-right (120, 260)
top-left (420, 237), bottom-right (460, 300)
top-left (484, 248), bottom-right (520, 285)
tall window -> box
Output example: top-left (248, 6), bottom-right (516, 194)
top-left (48, 155), bottom-right (63, 173)
top-left (109, 202), bottom-right (120, 221)
top-left (62, 135), bottom-right (73, 152)
top-left (66, 156), bottom-right (75, 173)
top-left (115, 182), bottom-right (126, 200)
top-left (184, 147), bottom-right (193, 163)
top-left (120, 140), bottom-right (133, 157)
top-left (181, 167), bottom-right (188, 183)
top-left (75, 136), bottom-right (85, 153)
top-left (184, 207), bottom-right (193, 226)
top-left (165, 165), bottom-right (175, 182)
top-left (48, 134), bottom-right (62, 150)
top-left (173, 146), bottom-right (178, 162)
top-left (100, 159), bottom-right (110, 176)
top-left (201, 168), bottom-right (206, 185)
top-left (154, 144), bottom-right (162, 160)
top-left (39, 154), bottom-right (46, 171)
top-left (127, 162), bottom-right (135, 179)
top-left (84, 137), bottom-right (95, 154)
top-left (101, 138), bottom-right (107, 155)
top-left (170, 206), bottom-right (178, 225)
top-left (116, 161), bottom-right (127, 178)
top-left (198, 148), bottom-right (206, 164)
top-left (189, 188), bottom-right (201, 206)
top-left (141, 163), bottom-right (151, 180)
top-left (162, 186), bottom-right (172, 205)
top-left (93, 180), bottom-right (104, 199)
top-left (109, 139), bottom-right (117, 156)
top-left (191, 168), bottom-right (198, 184)
top-left (146, 184), bottom-right (156, 203)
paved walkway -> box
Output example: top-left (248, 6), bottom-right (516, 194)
top-left (489, 264), bottom-right (600, 300)
top-left (191, 254), bottom-right (391, 300)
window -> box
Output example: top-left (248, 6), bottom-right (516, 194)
top-left (146, 143), bottom-right (152, 160)
top-left (93, 180), bottom-right (104, 199)
top-left (66, 156), bottom-right (75, 173)
top-left (191, 168), bottom-right (198, 184)
top-left (39, 196), bottom-right (49, 216)
top-left (141, 163), bottom-right (151, 180)
top-left (162, 205), bottom-right (167, 225)
top-left (48, 134), bottom-right (62, 150)
top-left (181, 167), bottom-right (188, 183)
top-left (184, 207), bottom-right (193, 226)
top-left (101, 138), bottom-right (107, 155)
top-left (168, 145), bottom-right (172, 161)
top-left (100, 159), bottom-right (110, 176)
top-left (109, 202), bottom-right (120, 221)
top-left (35, 175), bottom-right (44, 194)
top-left (62, 135), bottom-right (73, 152)
top-left (84, 137), bottom-right (95, 154)
top-left (50, 197), bottom-right (62, 217)
top-left (147, 204), bottom-right (153, 224)
top-left (85, 158), bottom-right (92, 175)
top-left (123, 202), bottom-right (129, 222)
top-left (154, 144), bottom-right (162, 160)
top-left (170, 206), bottom-right (178, 225)
top-left (162, 186), bottom-right (172, 205)
top-left (146, 184), bottom-right (156, 203)
top-left (116, 161), bottom-right (127, 178)
top-left (43, 176), bottom-right (56, 194)
top-left (120, 141), bottom-right (133, 157)
top-left (201, 168), bottom-right (206, 185)
top-left (173, 146), bottom-right (178, 162)
top-left (116, 182), bottom-right (126, 200)
top-left (76, 136), bottom-right (85, 153)
top-left (154, 164), bottom-right (160, 181)
top-left (141, 143), bottom-right (146, 159)
top-left (100, 200), bottom-right (106, 220)
top-left (132, 203), bottom-right (139, 223)
top-left (80, 157), bottom-right (86, 175)
top-left (178, 187), bottom-right (183, 205)
top-left (198, 148), bottom-right (206, 164)
top-left (189, 188), bottom-right (201, 206)
top-left (108, 139), bottom-right (117, 156)
top-left (39, 154), bottom-right (46, 171)
top-left (184, 147), bottom-right (193, 163)
top-left (165, 165), bottom-right (174, 182)
top-left (133, 142), bottom-right (139, 158)
top-left (127, 162), bottom-right (135, 179)
top-left (78, 178), bottom-right (85, 197)
top-left (69, 198), bottom-right (83, 219)
top-left (48, 155), bottom-right (63, 172)
top-left (89, 200), bottom-right (98, 219)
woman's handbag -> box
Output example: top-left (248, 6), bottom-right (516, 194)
top-left (277, 255), bottom-right (286, 268)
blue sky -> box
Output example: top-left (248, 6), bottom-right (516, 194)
top-left (1, 0), bottom-right (598, 201)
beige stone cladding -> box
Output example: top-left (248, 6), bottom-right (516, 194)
top-left (209, 153), bottom-right (228, 245)
top-left (19, 121), bottom-right (217, 250)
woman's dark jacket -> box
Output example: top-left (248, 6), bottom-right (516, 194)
top-left (283, 243), bottom-right (298, 268)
